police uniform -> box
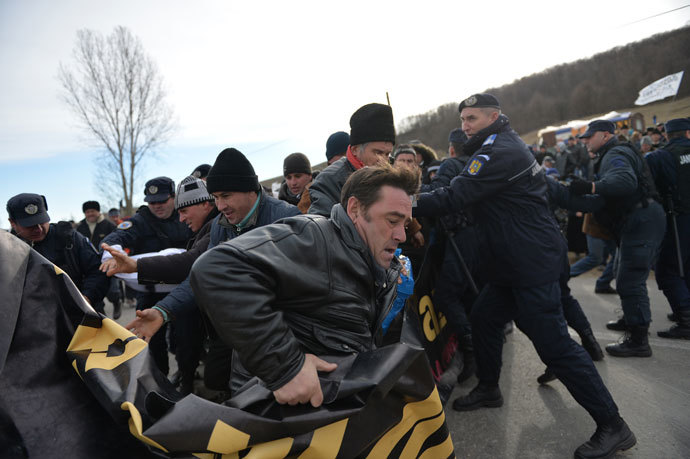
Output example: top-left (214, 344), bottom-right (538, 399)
top-left (7, 193), bottom-right (109, 310)
top-left (100, 177), bottom-right (192, 375)
top-left (414, 95), bottom-right (629, 458)
top-left (645, 118), bottom-right (690, 338)
top-left (567, 120), bottom-right (666, 356)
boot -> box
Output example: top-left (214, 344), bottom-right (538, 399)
top-left (112, 299), bottom-right (122, 320)
top-left (667, 312), bottom-right (679, 322)
top-left (574, 416), bottom-right (636, 459)
top-left (605, 317), bottom-right (627, 331)
top-left (579, 328), bottom-right (604, 361)
top-left (456, 334), bottom-right (476, 384)
top-left (536, 368), bottom-right (556, 385)
top-left (658, 310), bottom-right (690, 339)
top-left (452, 383), bottom-right (503, 411)
top-left (594, 285), bottom-right (617, 294)
top-left (605, 325), bottom-right (652, 357)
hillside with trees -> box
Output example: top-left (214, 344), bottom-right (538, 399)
top-left (398, 26), bottom-right (690, 153)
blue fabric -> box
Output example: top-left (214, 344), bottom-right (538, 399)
top-left (570, 234), bottom-right (617, 289)
top-left (614, 202), bottom-right (667, 326)
top-left (655, 214), bottom-right (690, 315)
top-left (381, 250), bottom-right (413, 334)
top-left (471, 281), bottom-right (619, 424)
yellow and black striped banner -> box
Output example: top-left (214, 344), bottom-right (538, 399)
top-left (1, 231), bottom-right (455, 458)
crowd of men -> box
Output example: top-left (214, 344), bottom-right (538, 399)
top-left (6, 94), bottom-right (690, 459)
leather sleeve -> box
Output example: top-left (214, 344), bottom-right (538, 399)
top-left (190, 219), bottom-right (327, 391)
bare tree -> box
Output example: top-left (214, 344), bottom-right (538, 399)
top-left (59, 26), bottom-right (175, 216)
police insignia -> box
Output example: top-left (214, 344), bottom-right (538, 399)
top-left (465, 95), bottom-right (477, 106)
top-left (468, 158), bottom-right (484, 175)
top-left (483, 134), bottom-right (497, 146)
top-left (148, 185), bottom-right (158, 194)
top-left (24, 204), bottom-right (38, 215)
top-left (117, 221), bottom-right (133, 230)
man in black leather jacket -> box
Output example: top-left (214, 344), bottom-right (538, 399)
top-left (190, 164), bottom-right (419, 407)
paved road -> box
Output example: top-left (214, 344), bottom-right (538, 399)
top-left (107, 268), bottom-right (690, 458)
top-left (444, 269), bottom-right (690, 458)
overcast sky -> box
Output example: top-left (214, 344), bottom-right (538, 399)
top-left (1, 0), bottom-right (689, 227)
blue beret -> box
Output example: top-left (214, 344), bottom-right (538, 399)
top-left (579, 120), bottom-right (615, 139)
top-left (144, 176), bottom-right (175, 203)
top-left (459, 93), bottom-right (500, 112)
top-left (448, 128), bottom-right (468, 144)
top-left (664, 118), bottom-right (690, 133)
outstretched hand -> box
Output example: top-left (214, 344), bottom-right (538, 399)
top-left (273, 354), bottom-right (337, 407)
top-left (124, 308), bottom-right (165, 342)
top-left (99, 243), bottom-right (137, 276)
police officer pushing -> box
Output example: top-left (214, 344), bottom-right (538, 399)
top-left (413, 94), bottom-right (635, 459)
top-left (568, 120), bottom-right (666, 356)
top-left (7, 193), bottom-right (109, 311)
top-left (645, 117), bottom-right (690, 339)
top-left (100, 177), bottom-right (192, 375)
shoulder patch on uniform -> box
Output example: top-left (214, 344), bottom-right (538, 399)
top-left (482, 134), bottom-right (497, 146)
top-left (467, 158), bottom-right (485, 176)
top-left (477, 154), bottom-right (490, 161)
top-left (117, 221), bottom-right (133, 230)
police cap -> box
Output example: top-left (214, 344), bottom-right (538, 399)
top-left (144, 177), bottom-right (175, 203)
top-left (579, 120), bottom-right (615, 139)
top-left (7, 193), bottom-right (50, 227)
top-left (448, 128), bottom-right (468, 145)
top-left (458, 93), bottom-right (500, 112)
top-left (664, 118), bottom-right (690, 133)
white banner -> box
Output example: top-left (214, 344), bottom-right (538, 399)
top-left (635, 71), bottom-right (684, 106)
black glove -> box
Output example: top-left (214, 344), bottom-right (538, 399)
top-left (569, 178), bottom-right (593, 196)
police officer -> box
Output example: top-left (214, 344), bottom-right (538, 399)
top-left (100, 177), bottom-right (192, 376)
top-left (568, 120), bottom-right (666, 356)
top-left (7, 193), bottom-right (109, 311)
top-left (414, 94), bottom-right (634, 459)
top-left (645, 117), bottom-right (690, 339)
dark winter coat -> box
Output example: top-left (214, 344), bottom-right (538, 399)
top-left (137, 208), bottom-right (219, 285)
top-left (414, 115), bottom-right (565, 287)
top-left (190, 204), bottom-right (402, 392)
top-left (76, 217), bottom-right (116, 248)
top-left (307, 156), bottom-right (357, 216)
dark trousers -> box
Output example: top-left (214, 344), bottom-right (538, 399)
top-left (173, 305), bottom-right (205, 382)
top-left (137, 292), bottom-right (169, 375)
top-left (471, 281), bottom-right (619, 424)
top-left (560, 256), bottom-right (591, 334)
top-left (615, 202), bottom-right (666, 326)
top-left (204, 337), bottom-right (233, 392)
top-left (433, 226), bottom-right (481, 337)
top-left (656, 214), bottom-right (690, 316)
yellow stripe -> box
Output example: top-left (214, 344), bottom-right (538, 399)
top-left (399, 411), bottom-right (446, 459)
top-left (298, 418), bottom-right (348, 459)
top-left (418, 434), bottom-right (454, 459)
top-left (54, 265), bottom-right (65, 275)
top-left (366, 387), bottom-right (443, 458)
top-left (67, 318), bottom-right (147, 371)
top-left (207, 419), bottom-right (251, 453)
top-left (245, 437), bottom-right (293, 458)
top-left (120, 402), bottom-right (168, 452)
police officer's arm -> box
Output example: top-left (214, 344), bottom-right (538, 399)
top-left (414, 151), bottom-right (508, 217)
top-left (73, 232), bottom-right (109, 304)
top-left (593, 152), bottom-right (638, 197)
top-left (190, 222), bottom-right (335, 396)
top-left (548, 177), bottom-right (606, 213)
top-left (100, 219), bottom-right (140, 256)
top-left (420, 158), bottom-right (463, 193)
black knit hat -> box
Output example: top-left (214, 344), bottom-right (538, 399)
top-left (349, 103), bottom-right (395, 146)
top-left (82, 200), bottom-right (100, 213)
top-left (283, 153), bottom-right (311, 177)
top-left (191, 164), bottom-right (212, 179)
top-left (325, 131), bottom-right (350, 161)
top-left (206, 148), bottom-right (260, 193)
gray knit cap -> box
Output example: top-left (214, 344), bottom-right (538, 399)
top-left (174, 176), bottom-right (214, 210)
